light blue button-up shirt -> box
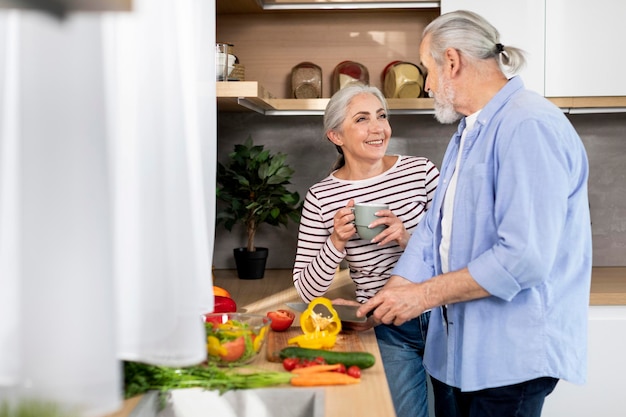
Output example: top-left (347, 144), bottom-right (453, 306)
top-left (393, 76), bottom-right (592, 391)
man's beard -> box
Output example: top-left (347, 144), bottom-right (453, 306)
top-left (432, 76), bottom-right (463, 124)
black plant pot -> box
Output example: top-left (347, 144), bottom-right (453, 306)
top-left (233, 247), bottom-right (268, 280)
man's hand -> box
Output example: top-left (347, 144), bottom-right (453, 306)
top-left (357, 268), bottom-right (490, 326)
top-left (356, 276), bottom-right (426, 326)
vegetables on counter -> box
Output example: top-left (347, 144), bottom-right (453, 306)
top-left (267, 309), bottom-right (295, 332)
top-left (290, 363), bottom-right (343, 374)
top-left (210, 286), bottom-right (237, 314)
top-left (123, 361), bottom-right (293, 402)
top-left (282, 356), bottom-right (327, 371)
top-left (288, 362), bottom-right (360, 386)
top-left (287, 297), bottom-right (342, 349)
top-left (123, 358), bottom-right (362, 403)
top-left (346, 365), bottom-right (362, 379)
top-left (290, 372), bottom-right (360, 386)
top-left (213, 285), bottom-right (232, 298)
top-left (205, 316), bottom-right (268, 365)
top-left (213, 295), bottom-right (237, 313)
top-left (279, 346), bottom-right (376, 370)
top-left (0, 399), bottom-right (80, 417)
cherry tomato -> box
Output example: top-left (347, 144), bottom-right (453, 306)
top-left (220, 336), bottom-right (245, 362)
top-left (282, 357), bottom-right (300, 371)
top-left (335, 363), bottom-right (347, 374)
top-left (267, 309), bottom-right (295, 332)
top-left (347, 365), bottom-right (361, 379)
top-left (313, 356), bottom-right (327, 365)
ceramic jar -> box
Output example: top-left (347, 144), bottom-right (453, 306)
top-left (331, 61), bottom-right (369, 94)
top-left (382, 61), bottom-right (425, 98)
top-left (291, 62), bottom-right (322, 98)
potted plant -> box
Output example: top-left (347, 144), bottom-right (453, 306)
top-left (216, 136), bottom-right (302, 279)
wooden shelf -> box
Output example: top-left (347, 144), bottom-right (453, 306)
top-left (217, 81), bottom-right (626, 115)
top-left (217, 83), bottom-right (435, 114)
top-left (216, 81), bottom-right (277, 112)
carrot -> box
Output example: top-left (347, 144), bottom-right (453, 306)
top-left (290, 372), bottom-right (360, 386)
top-left (290, 364), bottom-right (343, 375)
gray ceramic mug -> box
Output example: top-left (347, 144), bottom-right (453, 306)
top-left (353, 202), bottom-right (388, 241)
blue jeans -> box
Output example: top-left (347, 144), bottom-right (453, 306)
top-left (375, 311), bottom-right (430, 417)
top-left (430, 375), bottom-right (559, 417)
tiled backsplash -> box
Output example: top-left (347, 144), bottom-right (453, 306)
top-left (215, 112), bottom-right (626, 269)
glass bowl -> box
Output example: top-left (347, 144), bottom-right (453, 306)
top-left (204, 313), bottom-right (271, 366)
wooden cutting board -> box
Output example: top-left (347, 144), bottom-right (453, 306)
top-left (265, 327), bottom-right (366, 362)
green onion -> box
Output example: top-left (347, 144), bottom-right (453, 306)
top-left (123, 361), bottom-right (293, 400)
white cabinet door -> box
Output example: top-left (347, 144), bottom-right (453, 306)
top-left (545, 0), bottom-right (626, 96)
top-left (440, 0), bottom-right (545, 95)
top-left (542, 306), bottom-right (626, 417)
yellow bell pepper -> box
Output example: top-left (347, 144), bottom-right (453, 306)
top-left (253, 325), bottom-right (268, 352)
top-left (288, 297), bottom-right (342, 349)
top-left (207, 335), bottom-right (227, 357)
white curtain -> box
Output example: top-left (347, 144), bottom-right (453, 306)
top-left (0, 0), bottom-right (216, 415)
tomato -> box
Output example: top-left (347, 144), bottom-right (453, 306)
top-left (267, 309), bottom-right (295, 332)
top-left (213, 285), bottom-right (232, 298)
top-left (346, 365), bottom-right (361, 379)
top-left (335, 363), bottom-right (347, 374)
top-left (204, 313), bottom-right (225, 325)
top-left (214, 295), bottom-right (237, 313)
top-left (282, 357), bottom-right (300, 371)
top-left (220, 336), bottom-right (245, 362)
top-left (312, 356), bottom-right (327, 365)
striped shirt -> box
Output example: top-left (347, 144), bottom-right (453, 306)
top-left (293, 155), bottom-right (439, 303)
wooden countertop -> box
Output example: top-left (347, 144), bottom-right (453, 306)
top-left (590, 267), bottom-right (626, 305)
top-left (214, 266), bottom-right (626, 307)
top-left (106, 268), bottom-right (396, 417)
top-left (213, 268), bottom-right (396, 417)
top-left (105, 266), bottom-right (626, 417)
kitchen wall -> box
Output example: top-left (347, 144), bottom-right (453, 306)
top-left (214, 111), bottom-right (626, 269)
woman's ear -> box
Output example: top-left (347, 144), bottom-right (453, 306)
top-left (327, 130), bottom-right (343, 146)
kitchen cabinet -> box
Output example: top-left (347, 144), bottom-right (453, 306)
top-left (541, 268), bottom-right (626, 416)
top-left (216, 0), bottom-right (626, 114)
top-left (441, 0), bottom-right (545, 95)
top-left (545, 0), bottom-right (626, 98)
top-left (542, 305), bottom-right (626, 417)
top-left (443, 0), bottom-right (626, 104)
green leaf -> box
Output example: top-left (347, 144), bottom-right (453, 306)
top-left (215, 136), bottom-right (302, 249)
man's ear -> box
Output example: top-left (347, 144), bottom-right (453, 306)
top-left (444, 47), bottom-right (461, 77)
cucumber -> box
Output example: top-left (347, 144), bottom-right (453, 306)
top-left (279, 347), bottom-right (376, 369)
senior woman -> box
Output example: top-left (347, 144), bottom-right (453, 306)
top-left (292, 84), bottom-right (439, 417)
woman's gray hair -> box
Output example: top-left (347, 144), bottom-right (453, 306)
top-left (323, 84), bottom-right (389, 170)
top-left (423, 10), bottom-right (526, 74)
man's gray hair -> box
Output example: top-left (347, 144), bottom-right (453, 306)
top-left (423, 10), bottom-right (526, 74)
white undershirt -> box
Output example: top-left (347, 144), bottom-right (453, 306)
top-left (439, 111), bottom-right (480, 273)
